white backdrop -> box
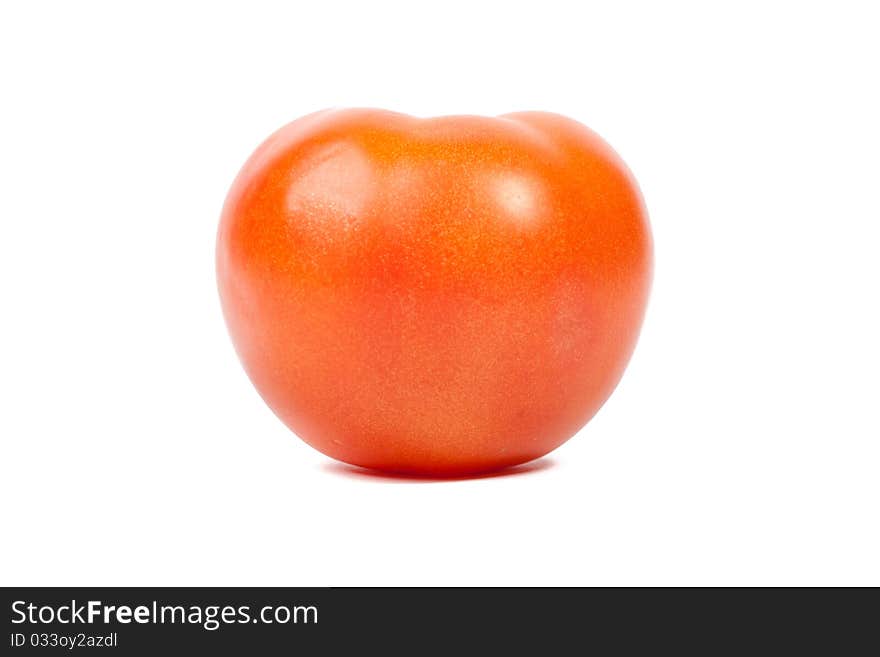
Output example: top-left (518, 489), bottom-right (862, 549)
top-left (1, 1), bottom-right (878, 586)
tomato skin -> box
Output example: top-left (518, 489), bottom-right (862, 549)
top-left (217, 109), bottom-right (652, 475)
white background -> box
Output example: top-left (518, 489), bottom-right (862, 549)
top-left (1, 1), bottom-right (878, 586)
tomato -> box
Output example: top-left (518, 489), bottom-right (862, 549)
top-left (217, 109), bottom-right (652, 475)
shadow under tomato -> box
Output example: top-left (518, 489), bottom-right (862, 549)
top-left (320, 457), bottom-right (557, 483)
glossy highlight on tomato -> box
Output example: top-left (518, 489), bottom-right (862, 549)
top-left (217, 109), bottom-right (652, 475)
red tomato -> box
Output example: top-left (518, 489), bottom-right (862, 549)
top-left (217, 109), bottom-right (652, 475)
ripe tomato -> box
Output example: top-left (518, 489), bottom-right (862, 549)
top-left (217, 109), bottom-right (652, 475)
